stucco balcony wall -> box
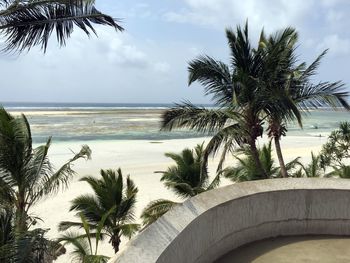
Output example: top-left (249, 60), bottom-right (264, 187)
top-left (109, 178), bottom-right (350, 263)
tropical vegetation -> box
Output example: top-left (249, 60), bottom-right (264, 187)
top-left (222, 141), bottom-right (300, 182)
top-left (141, 143), bottom-right (220, 227)
top-left (161, 23), bottom-right (349, 180)
top-left (58, 213), bottom-right (110, 263)
top-left (0, 108), bottom-right (91, 262)
top-left (293, 122), bottom-right (350, 178)
top-left (59, 168), bottom-right (140, 254)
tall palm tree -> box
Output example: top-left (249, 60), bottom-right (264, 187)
top-left (0, 108), bottom-right (91, 233)
top-left (0, 107), bottom-right (90, 262)
top-left (141, 143), bottom-right (220, 227)
top-left (222, 141), bottom-right (300, 182)
top-left (261, 29), bottom-right (350, 177)
top-left (0, 0), bottom-right (123, 52)
top-left (59, 168), bottom-right (139, 254)
top-left (162, 23), bottom-right (268, 178)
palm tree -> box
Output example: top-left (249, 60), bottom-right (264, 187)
top-left (326, 165), bottom-right (350, 178)
top-left (293, 152), bottom-right (323, 178)
top-left (260, 29), bottom-right (350, 177)
top-left (58, 213), bottom-right (110, 263)
top-left (0, 107), bottom-right (90, 262)
top-left (59, 168), bottom-right (139, 254)
top-left (222, 141), bottom-right (300, 182)
top-left (162, 23), bottom-right (268, 178)
top-left (0, 108), bottom-right (91, 234)
top-left (141, 143), bottom-right (220, 226)
top-left (0, 0), bottom-right (123, 52)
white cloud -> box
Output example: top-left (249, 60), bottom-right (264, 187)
top-left (317, 34), bottom-right (350, 56)
top-left (153, 62), bottom-right (171, 73)
top-left (320, 0), bottom-right (348, 7)
top-left (326, 9), bottom-right (344, 24)
top-left (164, 0), bottom-right (314, 34)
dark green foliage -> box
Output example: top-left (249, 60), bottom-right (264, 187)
top-left (159, 143), bottom-right (219, 198)
top-left (260, 28), bottom-right (349, 178)
top-left (0, 0), bottom-right (124, 52)
top-left (0, 107), bottom-right (91, 262)
top-left (162, 22), bottom-right (349, 180)
top-left (320, 122), bottom-right (350, 169)
top-left (141, 143), bottom-right (220, 227)
top-left (294, 152), bottom-right (323, 178)
top-left (292, 123), bottom-right (350, 178)
top-left (222, 142), bottom-right (301, 182)
top-left (140, 199), bottom-right (179, 228)
top-left (59, 168), bottom-right (140, 254)
top-left (58, 213), bottom-right (110, 263)
top-left (162, 23), bottom-right (269, 178)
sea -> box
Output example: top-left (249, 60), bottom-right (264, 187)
top-left (3, 102), bottom-right (350, 143)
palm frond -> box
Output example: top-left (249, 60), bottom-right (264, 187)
top-left (140, 199), bottom-right (179, 227)
top-left (0, 0), bottom-right (124, 52)
top-left (295, 81), bottom-right (350, 110)
top-left (161, 102), bottom-right (232, 134)
top-left (118, 223), bottom-right (140, 239)
top-left (31, 144), bottom-right (91, 204)
top-left (188, 55), bottom-right (233, 106)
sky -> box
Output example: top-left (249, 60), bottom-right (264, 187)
top-left (1, 0), bottom-right (350, 104)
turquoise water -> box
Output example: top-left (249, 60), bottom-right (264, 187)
top-left (3, 103), bottom-right (350, 143)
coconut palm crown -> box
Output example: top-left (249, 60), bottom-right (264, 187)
top-left (59, 168), bottom-right (140, 254)
top-left (0, 108), bottom-right (91, 233)
top-left (141, 143), bottom-right (220, 227)
top-left (260, 28), bottom-right (349, 177)
top-left (162, 23), bottom-right (269, 178)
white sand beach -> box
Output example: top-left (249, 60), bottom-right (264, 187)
top-left (30, 135), bottom-right (328, 262)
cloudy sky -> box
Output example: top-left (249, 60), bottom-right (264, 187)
top-left (1, 0), bottom-right (349, 104)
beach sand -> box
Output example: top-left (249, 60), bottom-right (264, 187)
top-left (31, 135), bottom-right (327, 262)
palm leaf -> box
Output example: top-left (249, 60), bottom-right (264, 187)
top-left (140, 199), bottom-right (179, 227)
top-left (0, 0), bottom-right (124, 52)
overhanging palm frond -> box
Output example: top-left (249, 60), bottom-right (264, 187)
top-left (202, 123), bottom-right (244, 174)
top-left (0, 0), bottom-right (124, 52)
top-left (295, 81), bottom-right (350, 110)
top-left (69, 194), bottom-right (102, 224)
top-left (57, 230), bottom-right (90, 261)
top-left (188, 55), bottom-right (233, 106)
top-left (161, 102), bottom-right (232, 134)
top-left (299, 49), bottom-right (327, 82)
top-left (29, 144), bottom-right (91, 206)
top-left (119, 223), bottom-right (140, 239)
top-left (140, 199), bottom-right (179, 227)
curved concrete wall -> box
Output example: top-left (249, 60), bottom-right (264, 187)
top-left (110, 178), bottom-right (350, 263)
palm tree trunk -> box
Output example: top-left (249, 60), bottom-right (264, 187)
top-left (274, 136), bottom-right (288, 178)
top-left (111, 234), bottom-right (121, 254)
top-left (249, 140), bottom-right (268, 179)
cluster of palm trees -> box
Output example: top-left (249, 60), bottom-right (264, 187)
top-left (0, 108), bottom-right (141, 262)
top-left (58, 168), bottom-right (140, 261)
top-left (162, 23), bottom-right (349, 181)
top-left (0, 2), bottom-right (350, 260)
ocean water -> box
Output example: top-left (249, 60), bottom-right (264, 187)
top-left (3, 102), bottom-right (350, 143)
